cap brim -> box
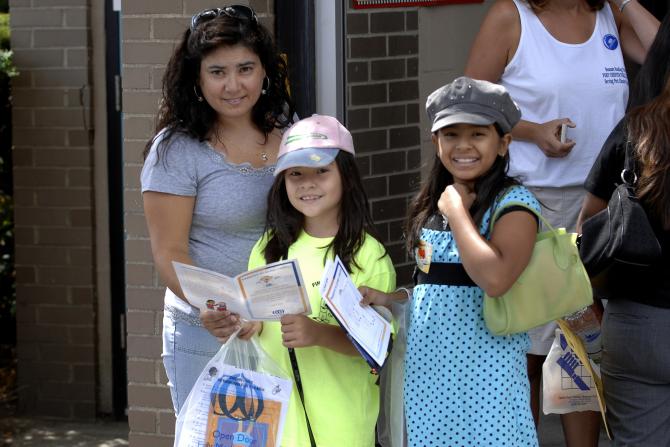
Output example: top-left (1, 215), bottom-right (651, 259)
top-left (430, 112), bottom-right (495, 133)
top-left (274, 147), bottom-right (339, 176)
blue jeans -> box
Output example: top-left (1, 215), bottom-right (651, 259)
top-left (162, 304), bottom-right (222, 414)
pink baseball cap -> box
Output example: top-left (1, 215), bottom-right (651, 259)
top-left (274, 114), bottom-right (355, 176)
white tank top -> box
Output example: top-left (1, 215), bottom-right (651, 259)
top-left (501, 0), bottom-right (628, 187)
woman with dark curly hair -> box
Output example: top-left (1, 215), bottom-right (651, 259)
top-left (140, 5), bottom-right (294, 415)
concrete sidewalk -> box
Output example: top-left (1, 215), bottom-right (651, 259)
top-left (0, 412), bottom-right (610, 446)
top-left (0, 417), bottom-right (129, 446)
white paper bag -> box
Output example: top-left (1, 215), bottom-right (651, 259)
top-left (542, 329), bottom-right (600, 414)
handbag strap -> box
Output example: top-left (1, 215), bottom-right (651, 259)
top-left (488, 199), bottom-right (556, 236)
top-left (288, 347), bottom-right (317, 447)
top-left (621, 139), bottom-right (638, 186)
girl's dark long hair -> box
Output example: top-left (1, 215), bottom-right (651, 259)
top-left (627, 12), bottom-right (670, 229)
top-left (263, 152), bottom-right (383, 272)
top-left (143, 12), bottom-right (294, 160)
top-left (627, 82), bottom-right (670, 229)
top-left (405, 129), bottom-right (518, 254)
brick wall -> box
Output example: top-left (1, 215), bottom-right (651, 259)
top-left (121, 1), bottom-right (273, 445)
top-left (10, 0), bottom-right (97, 419)
top-left (346, 4), bottom-right (421, 285)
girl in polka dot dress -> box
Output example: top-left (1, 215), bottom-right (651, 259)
top-left (360, 77), bottom-right (539, 446)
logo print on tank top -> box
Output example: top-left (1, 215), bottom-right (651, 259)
top-left (603, 34), bottom-right (619, 50)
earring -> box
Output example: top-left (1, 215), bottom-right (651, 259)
top-left (261, 76), bottom-right (270, 95)
top-left (193, 85), bottom-right (204, 102)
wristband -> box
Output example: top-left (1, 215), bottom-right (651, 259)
top-left (619, 0), bottom-right (632, 11)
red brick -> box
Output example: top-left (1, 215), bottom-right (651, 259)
top-left (14, 129), bottom-right (68, 146)
top-left (126, 287), bottom-right (165, 311)
top-left (127, 359), bottom-right (157, 384)
top-left (70, 287), bottom-right (94, 305)
top-left (122, 42), bottom-right (174, 65)
top-left (125, 213), bottom-right (149, 238)
top-left (123, 18), bottom-right (151, 40)
top-left (69, 209), bottom-right (93, 227)
top-left (127, 384), bottom-right (173, 410)
top-left (126, 263), bottom-right (155, 287)
top-left (16, 325), bottom-right (70, 344)
top-left (34, 29), bottom-right (89, 48)
top-left (12, 89), bottom-right (68, 107)
top-left (39, 344), bottom-right (94, 363)
top-left (14, 207), bottom-right (70, 226)
top-left (37, 306), bottom-right (95, 326)
top-left (37, 227), bottom-right (93, 246)
top-left (126, 311), bottom-right (156, 335)
top-left (16, 284), bottom-right (69, 305)
top-left (67, 169), bottom-right (92, 187)
top-left (10, 8), bottom-right (64, 27)
top-left (33, 148), bottom-right (91, 167)
top-left (126, 335), bottom-right (162, 358)
top-left (37, 265), bottom-right (91, 288)
top-left (39, 382), bottom-right (95, 401)
top-left (29, 399), bottom-right (75, 418)
top-left (122, 0), bottom-right (181, 14)
top-left (12, 189), bottom-right (36, 206)
top-left (68, 326), bottom-right (95, 342)
top-left (33, 68), bottom-right (88, 87)
top-left (158, 411), bottom-right (175, 435)
top-left (125, 239), bottom-right (153, 263)
top-left (128, 409), bottom-right (157, 433)
top-left (68, 247), bottom-right (93, 266)
top-left (19, 361), bottom-right (72, 381)
top-left (15, 265), bottom-right (36, 283)
top-left (15, 246), bottom-right (69, 266)
top-left (125, 188), bottom-right (143, 213)
top-left (73, 364), bottom-right (95, 383)
top-left (34, 109), bottom-right (85, 127)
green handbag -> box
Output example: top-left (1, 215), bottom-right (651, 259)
top-left (483, 201), bottom-right (593, 336)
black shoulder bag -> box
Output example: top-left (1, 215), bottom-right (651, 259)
top-left (579, 140), bottom-right (662, 282)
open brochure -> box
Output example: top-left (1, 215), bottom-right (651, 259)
top-left (556, 319), bottom-right (611, 439)
top-left (173, 259), bottom-right (311, 321)
top-left (319, 256), bottom-right (392, 370)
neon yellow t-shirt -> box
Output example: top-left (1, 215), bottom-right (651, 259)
top-left (248, 230), bottom-right (396, 447)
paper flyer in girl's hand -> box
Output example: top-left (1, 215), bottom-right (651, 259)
top-left (173, 259), bottom-right (311, 320)
top-left (319, 256), bottom-right (392, 367)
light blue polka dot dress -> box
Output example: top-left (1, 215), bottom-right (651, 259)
top-left (404, 186), bottom-right (540, 447)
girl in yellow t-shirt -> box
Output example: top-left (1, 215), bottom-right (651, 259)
top-left (203, 114), bottom-right (395, 447)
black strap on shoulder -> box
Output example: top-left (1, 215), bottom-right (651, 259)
top-left (288, 348), bottom-right (316, 447)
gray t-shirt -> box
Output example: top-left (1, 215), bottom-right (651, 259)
top-left (141, 130), bottom-right (275, 283)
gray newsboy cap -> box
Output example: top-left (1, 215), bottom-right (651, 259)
top-left (426, 76), bottom-right (521, 134)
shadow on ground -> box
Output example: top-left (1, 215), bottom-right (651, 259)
top-left (0, 418), bottom-right (129, 447)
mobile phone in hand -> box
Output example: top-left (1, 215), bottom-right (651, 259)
top-left (560, 123), bottom-right (568, 143)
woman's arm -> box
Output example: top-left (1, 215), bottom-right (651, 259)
top-left (144, 190), bottom-right (261, 341)
top-left (611, 0), bottom-right (660, 64)
top-left (143, 191), bottom-right (195, 301)
top-left (610, 0), bottom-right (660, 64)
top-left (439, 185), bottom-right (537, 297)
top-left (576, 193), bottom-right (608, 233)
top-left (464, 0), bottom-right (519, 82)
top-left (465, 0), bottom-right (575, 157)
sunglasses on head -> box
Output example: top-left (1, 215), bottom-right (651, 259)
top-left (190, 5), bottom-right (258, 32)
